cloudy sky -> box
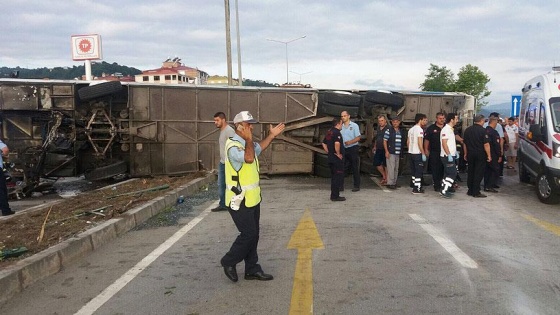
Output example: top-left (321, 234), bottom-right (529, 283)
top-left (1, 0), bottom-right (558, 105)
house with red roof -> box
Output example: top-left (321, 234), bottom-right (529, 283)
top-left (134, 57), bottom-right (208, 85)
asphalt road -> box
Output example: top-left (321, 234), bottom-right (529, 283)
top-left (1, 169), bottom-right (560, 315)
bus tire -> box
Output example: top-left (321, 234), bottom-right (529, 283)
top-left (322, 91), bottom-right (362, 107)
top-left (78, 81), bottom-right (123, 101)
top-left (364, 90), bottom-right (404, 108)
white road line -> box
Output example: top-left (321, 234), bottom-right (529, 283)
top-left (409, 213), bottom-right (478, 269)
top-left (370, 176), bottom-right (391, 192)
top-left (74, 202), bottom-right (216, 315)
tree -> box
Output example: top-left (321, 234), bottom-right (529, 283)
top-left (419, 64), bottom-right (455, 92)
top-left (420, 63), bottom-right (491, 112)
top-left (454, 64), bottom-right (491, 111)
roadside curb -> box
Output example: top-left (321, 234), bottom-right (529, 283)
top-left (0, 172), bottom-right (216, 305)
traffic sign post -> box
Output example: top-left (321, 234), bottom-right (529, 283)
top-left (511, 95), bottom-right (521, 117)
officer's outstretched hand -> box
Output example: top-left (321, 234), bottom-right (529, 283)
top-left (269, 123), bottom-right (285, 138)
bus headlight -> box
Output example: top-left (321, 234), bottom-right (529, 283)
top-left (555, 143), bottom-right (560, 158)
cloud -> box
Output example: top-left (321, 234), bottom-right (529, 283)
top-left (1, 0), bottom-right (559, 105)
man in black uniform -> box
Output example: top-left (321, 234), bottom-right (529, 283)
top-left (322, 118), bottom-right (345, 201)
top-left (484, 117), bottom-right (501, 193)
top-left (463, 114), bottom-right (491, 198)
top-left (424, 112), bottom-right (445, 191)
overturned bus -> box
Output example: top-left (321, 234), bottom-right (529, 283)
top-left (0, 79), bottom-right (475, 196)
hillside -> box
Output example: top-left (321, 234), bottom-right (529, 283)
top-left (478, 102), bottom-right (511, 118)
top-left (0, 63), bottom-right (279, 87)
top-left (0, 62), bottom-right (142, 80)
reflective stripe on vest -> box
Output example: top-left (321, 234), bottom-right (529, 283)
top-left (224, 139), bottom-right (261, 207)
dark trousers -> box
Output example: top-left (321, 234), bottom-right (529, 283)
top-left (429, 152), bottom-right (444, 189)
top-left (467, 154), bottom-right (486, 195)
top-left (0, 170), bottom-right (11, 214)
top-left (329, 159), bottom-right (344, 199)
top-left (440, 156), bottom-right (457, 194)
top-left (410, 153), bottom-right (424, 190)
top-left (484, 156), bottom-right (499, 189)
top-left (221, 202), bottom-right (262, 274)
top-left (343, 146), bottom-right (360, 189)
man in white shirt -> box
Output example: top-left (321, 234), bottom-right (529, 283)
top-left (407, 113), bottom-right (428, 194)
top-left (440, 113), bottom-right (459, 198)
top-left (212, 112), bottom-right (237, 212)
top-left (504, 117), bottom-right (519, 169)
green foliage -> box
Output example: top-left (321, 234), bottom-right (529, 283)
top-left (0, 62), bottom-right (142, 80)
top-left (419, 64), bottom-right (455, 92)
top-left (455, 64), bottom-right (491, 111)
top-left (419, 63), bottom-right (491, 111)
top-left (243, 79), bottom-right (276, 87)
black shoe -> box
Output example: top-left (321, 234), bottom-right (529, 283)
top-left (1, 210), bottom-right (15, 216)
top-left (440, 192), bottom-right (452, 199)
top-left (245, 271), bottom-right (274, 281)
top-left (484, 188), bottom-right (499, 193)
top-left (223, 266), bottom-right (238, 282)
top-left (466, 191), bottom-right (472, 196)
top-left (211, 206), bottom-right (228, 212)
top-left (473, 193), bottom-right (487, 198)
top-left (351, 187), bottom-right (360, 192)
top-left (386, 185), bottom-right (397, 190)
top-left (412, 188), bottom-right (425, 194)
top-left (331, 197), bottom-right (346, 201)
top-left (493, 185), bottom-right (500, 189)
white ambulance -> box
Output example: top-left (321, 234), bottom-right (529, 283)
top-left (518, 67), bottom-right (560, 204)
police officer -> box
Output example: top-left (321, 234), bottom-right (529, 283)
top-left (340, 110), bottom-right (361, 192)
top-left (220, 111), bottom-right (285, 282)
top-left (424, 112), bottom-right (445, 191)
top-left (463, 114), bottom-right (491, 198)
top-left (322, 118), bottom-right (345, 201)
top-left (484, 117), bottom-right (501, 193)
top-left (0, 139), bottom-right (14, 216)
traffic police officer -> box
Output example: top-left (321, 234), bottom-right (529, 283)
top-left (220, 111), bottom-right (285, 282)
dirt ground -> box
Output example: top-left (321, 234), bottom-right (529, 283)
top-left (0, 172), bottom-right (207, 268)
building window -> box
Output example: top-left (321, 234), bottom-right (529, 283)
top-left (172, 75), bottom-right (176, 80)
top-left (165, 75), bottom-right (171, 80)
top-left (154, 76), bottom-right (160, 81)
top-left (143, 76), bottom-right (149, 81)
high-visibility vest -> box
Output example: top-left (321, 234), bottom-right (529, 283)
top-left (224, 138), bottom-right (261, 207)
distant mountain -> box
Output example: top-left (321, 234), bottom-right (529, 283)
top-left (478, 102), bottom-right (513, 118)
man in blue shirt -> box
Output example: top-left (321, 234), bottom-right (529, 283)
top-left (340, 111), bottom-right (361, 192)
top-left (0, 140), bottom-right (14, 216)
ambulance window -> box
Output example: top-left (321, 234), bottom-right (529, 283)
top-left (539, 102), bottom-right (548, 143)
top-left (550, 98), bottom-right (560, 132)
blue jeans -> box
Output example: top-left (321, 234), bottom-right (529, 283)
top-left (218, 162), bottom-right (226, 207)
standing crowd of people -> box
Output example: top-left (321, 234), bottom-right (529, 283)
top-left (212, 109), bottom-right (519, 283)
top-left (322, 110), bottom-right (519, 201)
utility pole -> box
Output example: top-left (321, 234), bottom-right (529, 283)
top-left (224, 0), bottom-right (233, 86)
top-left (235, 0), bottom-right (242, 86)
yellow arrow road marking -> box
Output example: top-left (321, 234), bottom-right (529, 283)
top-left (287, 209), bottom-right (324, 314)
top-left (521, 214), bottom-right (560, 236)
